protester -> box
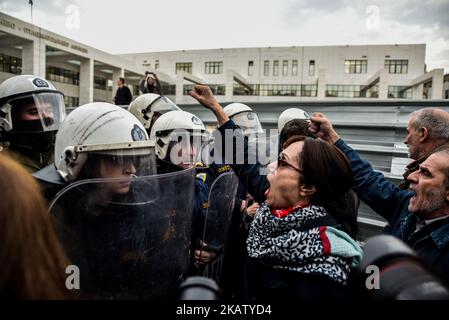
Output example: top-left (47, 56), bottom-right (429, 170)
top-left (400, 108), bottom-right (449, 189)
top-left (189, 85), bottom-right (362, 300)
top-left (309, 112), bottom-right (449, 285)
top-left (0, 153), bottom-right (71, 299)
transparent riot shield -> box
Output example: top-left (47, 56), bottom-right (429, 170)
top-left (49, 168), bottom-right (196, 300)
top-left (198, 171), bottom-right (239, 282)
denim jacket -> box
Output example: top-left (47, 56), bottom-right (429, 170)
top-left (335, 139), bottom-right (449, 285)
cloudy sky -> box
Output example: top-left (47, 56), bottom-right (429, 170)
top-left (1, 0), bottom-right (448, 72)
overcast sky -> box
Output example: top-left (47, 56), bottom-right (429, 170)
top-left (0, 0), bottom-right (448, 72)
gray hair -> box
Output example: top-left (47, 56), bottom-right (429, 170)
top-left (411, 108), bottom-right (449, 141)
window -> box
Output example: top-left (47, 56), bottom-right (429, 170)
top-left (155, 60), bottom-right (159, 70)
top-left (233, 83), bottom-right (317, 97)
top-left (46, 66), bottom-right (79, 85)
top-left (388, 86), bottom-right (412, 99)
top-left (64, 96), bottom-right (79, 108)
top-left (175, 62), bottom-right (192, 74)
top-left (263, 60), bottom-right (269, 76)
top-left (344, 60), bottom-right (367, 74)
top-left (282, 60), bottom-right (288, 76)
top-left (248, 61), bottom-right (254, 76)
top-left (309, 60), bottom-right (315, 76)
top-left (273, 60), bottom-right (279, 76)
top-left (292, 60), bottom-right (298, 76)
top-left (160, 81), bottom-right (176, 95)
top-left (205, 61), bottom-right (223, 74)
top-left (94, 76), bottom-right (108, 90)
top-left (0, 54), bottom-right (22, 74)
top-left (384, 59), bottom-right (408, 74)
top-left (326, 84), bottom-right (378, 98)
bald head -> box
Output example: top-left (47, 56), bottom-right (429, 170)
top-left (411, 108), bottom-right (449, 141)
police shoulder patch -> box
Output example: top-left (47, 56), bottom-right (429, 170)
top-left (131, 124), bottom-right (146, 141)
top-left (217, 165), bottom-right (231, 173)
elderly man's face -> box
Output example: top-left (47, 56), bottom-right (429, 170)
top-left (404, 117), bottom-right (422, 160)
top-left (407, 152), bottom-right (449, 218)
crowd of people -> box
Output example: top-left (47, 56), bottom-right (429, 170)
top-left (0, 73), bottom-right (448, 300)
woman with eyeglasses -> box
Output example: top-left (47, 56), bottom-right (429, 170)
top-left (189, 85), bottom-right (362, 300)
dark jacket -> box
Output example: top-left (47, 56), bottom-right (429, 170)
top-left (335, 138), bottom-right (449, 285)
top-left (5, 146), bottom-right (53, 173)
top-left (114, 86), bottom-right (132, 105)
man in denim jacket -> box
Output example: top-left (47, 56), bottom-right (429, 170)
top-left (309, 112), bottom-right (449, 286)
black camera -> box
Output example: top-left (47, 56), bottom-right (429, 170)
top-left (358, 235), bottom-right (449, 300)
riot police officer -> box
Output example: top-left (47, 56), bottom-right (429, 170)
top-left (0, 75), bottom-right (66, 172)
top-left (36, 102), bottom-right (195, 299)
top-left (127, 93), bottom-right (180, 136)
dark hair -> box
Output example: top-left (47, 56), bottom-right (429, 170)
top-left (284, 135), bottom-right (356, 235)
top-left (0, 154), bottom-right (72, 299)
top-left (279, 119), bottom-right (315, 152)
top-left (119, 77), bottom-right (125, 84)
top-left (145, 71), bottom-right (150, 75)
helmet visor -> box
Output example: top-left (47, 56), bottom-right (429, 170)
top-left (231, 111), bottom-right (263, 135)
top-left (10, 92), bottom-right (66, 132)
top-left (149, 95), bottom-right (181, 114)
top-left (75, 141), bottom-right (157, 178)
top-left (80, 150), bottom-right (156, 181)
top-left (143, 96), bottom-right (181, 130)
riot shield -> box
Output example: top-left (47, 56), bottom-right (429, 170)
top-left (49, 168), bottom-right (196, 300)
top-left (198, 171), bottom-right (239, 282)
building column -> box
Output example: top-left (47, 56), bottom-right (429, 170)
top-left (316, 68), bottom-right (326, 99)
top-left (378, 70), bottom-right (388, 99)
top-left (412, 84), bottom-right (424, 99)
top-left (21, 40), bottom-right (46, 77)
top-left (431, 72), bottom-right (444, 99)
top-left (225, 71), bottom-right (234, 102)
top-left (79, 58), bottom-right (94, 105)
top-left (112, 68), bottom-right (125, 101)
top-left (175, 75), bottom-right (184, 104)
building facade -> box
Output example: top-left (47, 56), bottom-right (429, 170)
top-left (121, 44), bottom-right (447, 104)
top-left (1, 11), bottom-right (447, 108)
top-left (0, 11), bottom-right (144, 107)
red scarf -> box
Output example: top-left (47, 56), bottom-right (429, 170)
top-left (272, 202), bottom-right (310, 218)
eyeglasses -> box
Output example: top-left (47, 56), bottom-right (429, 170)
top-left (277, 153), bottom-right (303, 174)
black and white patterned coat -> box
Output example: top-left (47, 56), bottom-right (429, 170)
top-left (247, 202), bottom-right (362, 284)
